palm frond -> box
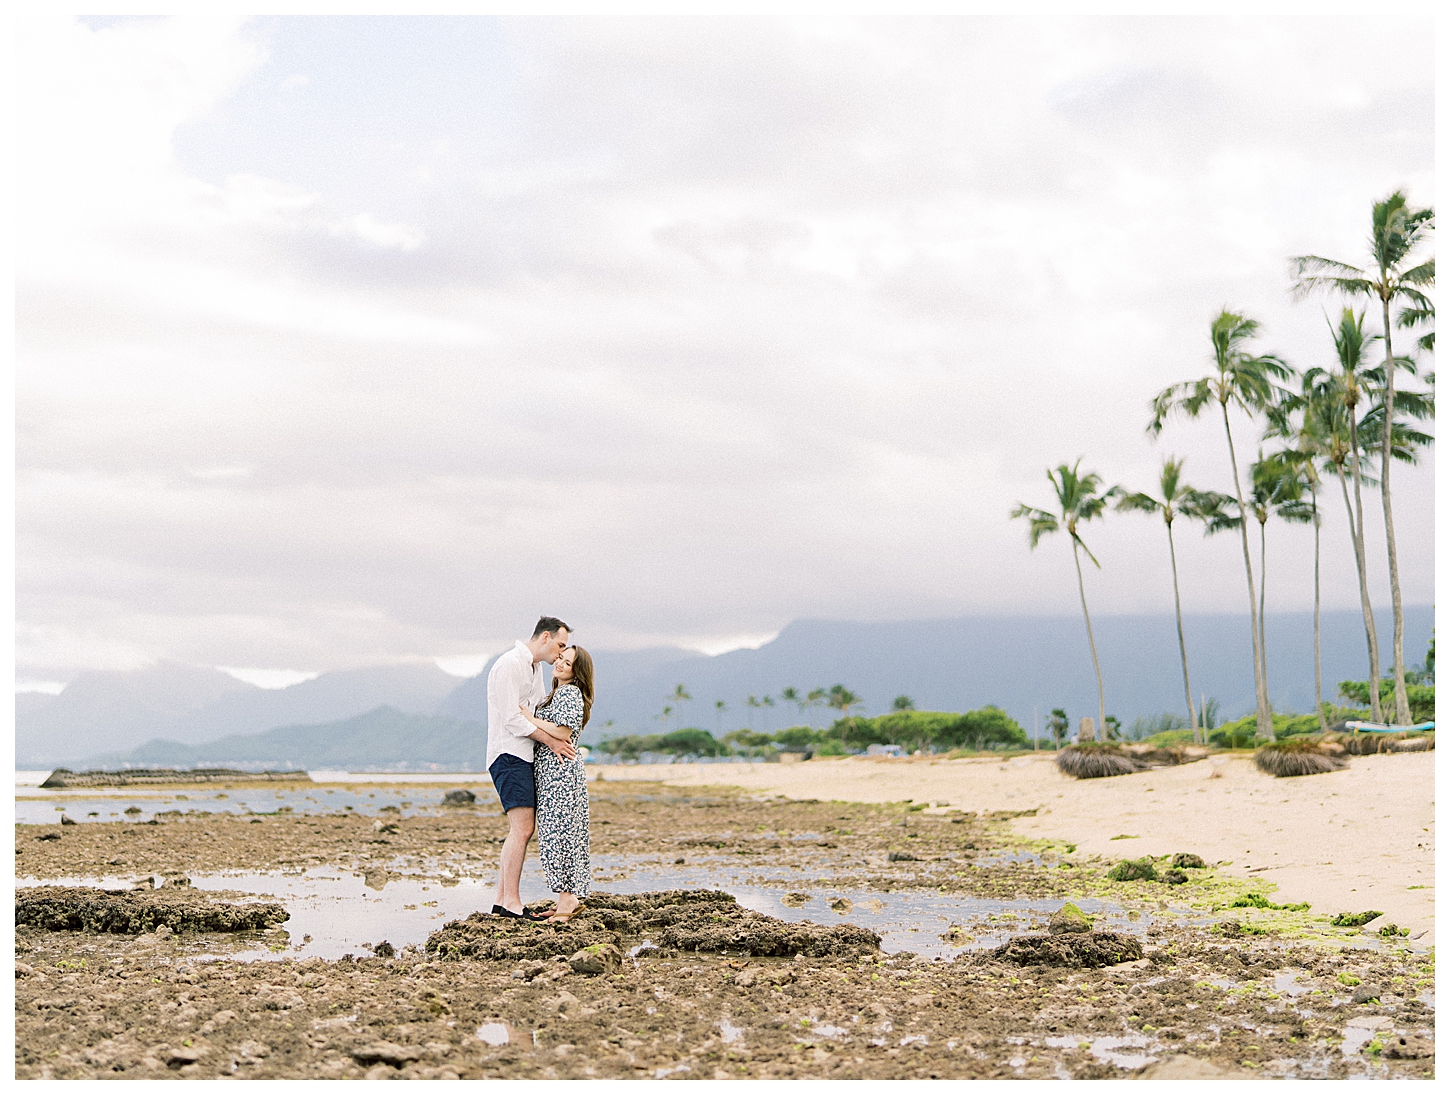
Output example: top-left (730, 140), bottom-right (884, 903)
top-left (1400, 258), bottom-right (1435, 286)
top-left (1113, 490), bottom-right (1161, 517)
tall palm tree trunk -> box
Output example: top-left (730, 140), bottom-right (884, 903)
top-left (1378, 292), bottom-right (1411, 724)
top-left (1072, 538), bottom-right (1108, 737)
top-left (1343, 443), bottom-right (1384, 722)
top-left (1220, 402), bottom-right (1273, 741)
top-left (1165, 518), bottom-right (1199, 742)
top-left (1312, 487), bottom-right (1326, 733)
top-left (1258, 518), bottom-right (1270, 713)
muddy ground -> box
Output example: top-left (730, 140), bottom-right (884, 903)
top-left (15, 782), bottom-right (1436, 1079)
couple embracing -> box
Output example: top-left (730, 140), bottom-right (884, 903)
top-left (486, 616), bottom-right (595, 922)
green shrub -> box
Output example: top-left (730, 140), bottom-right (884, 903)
top-left (772, 725), bottom-right (830, 750)
top-left (1142, 728), bottom-right (1196, 748)
top-left (831, 707), bottom-right (1027, 752)
top-left (1337, 679), bottom-right (1434, 722)
top-left (1210, 712), bottom-right (1323, 748)
top-left (597, 727), bottom-right (726, 759)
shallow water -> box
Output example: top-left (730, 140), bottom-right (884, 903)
top-left (14, 781), bottom-right (499, 825)
top-left (17, 856), bottom-right (1143, 964)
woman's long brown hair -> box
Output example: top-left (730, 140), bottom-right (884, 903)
top-left (545, 645), bottom-right (594, 728)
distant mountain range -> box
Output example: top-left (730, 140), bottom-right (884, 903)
top-left (16, 661), bottom-right (462, 767)
top-left (17, 606), bottom-right (1432, 770)
top-left (82, 707), bottom-right (491, 772)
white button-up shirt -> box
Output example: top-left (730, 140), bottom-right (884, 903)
top-left (486, 641), bottom-right (549, 768)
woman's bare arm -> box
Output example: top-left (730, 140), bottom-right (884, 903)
top-left (519, 704), bottom-right (573, 741)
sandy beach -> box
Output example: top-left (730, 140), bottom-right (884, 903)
top-left (601, 750), bottom-right (1436, 938)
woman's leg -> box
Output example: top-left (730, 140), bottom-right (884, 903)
top-left (547, 760), bottom-right (590, 919)
top-left (533, 753), bottom-right (566, 902)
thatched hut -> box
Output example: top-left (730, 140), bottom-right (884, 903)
top-left (1055, 744), bottom-right (1150, 779)
top-left (1254, 738), bottom-right (1349, 777)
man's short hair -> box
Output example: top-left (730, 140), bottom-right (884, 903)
top-left (533, 616), bottom-right (571, 639)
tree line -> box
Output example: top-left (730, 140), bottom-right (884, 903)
top-left (597, 701), bottom-right (1027, 760)
top-left (1012, 191), bottom-right (1434, 742)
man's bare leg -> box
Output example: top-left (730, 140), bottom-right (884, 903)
top-left (494, 806), bottom-right (535, 913)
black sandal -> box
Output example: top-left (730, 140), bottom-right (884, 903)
top-left (492, 904), bottom-right (549, 921)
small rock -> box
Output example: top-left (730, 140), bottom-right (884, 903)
top-left (1330, 910), bottom-right (1383, 928)
top-left (1048, 902), bottom-right (1092, 934)
top-left (828, 897), bottom-right (853, 914)
top-left (124, 807), bottom-right (142, 816)
top-left (154, 924), bottom-right (173, 939)
top-left (441, 789), bottom-right (476, 806)
top-left (1170, 853), bottom-right (1206, 869)
top-left (15, 962), bottom-right (34, 978)
top-left (165, 877), bottom-right (191, 888)
top-left (37, 833), bottom-right (60, 842)
top-left (1107, 857), bottom-right (1159, 882)
top-left (1383, 1033), bottom-right (1433, 1059)
top-left (236, 1040), bottom-right (270, 1063)
top-left (732, 968), bottom-right (758, 987)
top-left (1163, 869), bottom-right (1189, 885)
top-left (352, 1042), bottom-right (422, 1067)
top-left (993, 931), bottom-right (1144, 968)
top-left (781, 892), bottom-right (811, 908)
top-left (60, 815), bottom-right (77, 826)
top-left (374, 940), bottom-right (396, 959)
top-left (511, 960), bottom-right (547, 982)
top-left (1134, 1055), bottom-right (1254, 1079)
top-left (363, 869), bottom-right (389, 891)
top-left (165, 1046), bottom-right (205, 1069)
top-left (568, 944), bottom-right (621, 976)
top-left (1351, 985), bottom-right (1385, 1005)
top-left (887, 851), bottom-right (919, 862)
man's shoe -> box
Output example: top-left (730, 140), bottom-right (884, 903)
top-left (492, 904), bottom-right (549, 921)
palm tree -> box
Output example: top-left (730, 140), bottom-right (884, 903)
top-left (1249, 452), bottom-right (1314, 706)
top-left (1046, 708), bottom-right (1070, 748)
top-left (892, 695), bottom-right (915, 711)
top-left (1291, 192), bottom-right (1435, 724)
top-left (1149, 309), bottom-right (1291, 741)
top-left (806, 688), bottom-right (827, 728)
top-left (826, 685), bottom-right (864, 744)
top-left (669, 684), bottom-right (692, 729)
top-left (1114, 457), bottom-right (1214, 742)
top-left (745, 695), bottom-right (761, 732)
top-left (1265, 383), bottom-right (1336, 732)
top-left (761, 694), bottom-right (776, 733)
top-left (780, 687), bottom-right (803, 724)
top-left (714, 699), bottom-right (727, 736)
top-left (1297, 310), bottom-right (1384, 722)
top-left (1010, 460), bottom-right (1113, 737)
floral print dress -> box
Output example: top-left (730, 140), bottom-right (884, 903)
top-left (532, 683), bottom-right (590, 897)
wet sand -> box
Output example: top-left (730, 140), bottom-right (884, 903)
top-left (14, 777), bottom-right (1436, 1079)
top-left (611, 751), bottom-right (1436, 938)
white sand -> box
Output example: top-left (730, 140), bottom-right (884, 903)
top-left (597, 751), bottom-right (1435, 938)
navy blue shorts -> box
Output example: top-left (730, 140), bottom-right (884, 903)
top-left (489, 754), bottom-right (536, 813)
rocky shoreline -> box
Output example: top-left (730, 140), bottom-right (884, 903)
top-left (14, 781), bottom-right (1435, 1079)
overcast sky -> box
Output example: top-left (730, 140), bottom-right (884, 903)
top-left (14, 13), bottom-right (1435, 689)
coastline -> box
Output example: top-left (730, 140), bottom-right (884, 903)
top-left (598, 750), bottom-right (1436, 939)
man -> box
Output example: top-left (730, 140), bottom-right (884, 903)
top-left (487, 615), bottom-right (576, 918)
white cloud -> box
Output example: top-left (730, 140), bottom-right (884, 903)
top-left (13, 14), bottom-right (1434, 683)
top-left (218, 667), bottom-right (319, 689)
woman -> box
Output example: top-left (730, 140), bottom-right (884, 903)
top-left (519, 645), bottom-right (594, 921)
